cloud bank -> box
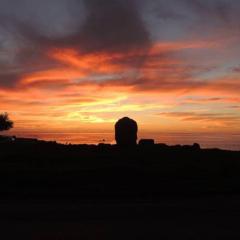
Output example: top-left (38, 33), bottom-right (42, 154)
top-left (0, 0), bottom-right (239, 133)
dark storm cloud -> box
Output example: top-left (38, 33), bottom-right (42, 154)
top-left (0, 0), bottom-right (240, 89)
top-left (152, 0), bottom-right (240, 23)
top-left (0, 0), bottom-right (151, 88)
top-left (181, 0), bottom-right (240, 34)
top-left (0, 72), bottom-right (24, 88)
top-left (184, 0), bottom-right (234, 20)
top-left (190, 0), bottom-right (240, 29)
top-left (5, 0), bottom-right (150, 53)
top-left (79, 0), bottom-right (150, 53)
top-left (143, 0), bottom-right (240, 41)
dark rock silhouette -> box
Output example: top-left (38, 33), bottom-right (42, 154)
top-left (139, 139), bottom-right (155, 146)
top-left (193, 143), bottom-right (201, 150)
top-left (115, 117), bottom-right (138, 146)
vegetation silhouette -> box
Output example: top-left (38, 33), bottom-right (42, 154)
top-left (115, 117), bottom-right (138, 146)
top-left (0, 113), bottom-right (13, 132)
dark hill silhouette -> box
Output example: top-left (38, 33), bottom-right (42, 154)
top-left (0, 138), bottom-right (239, 198)
top-left (0, 118), bottom-right (240, 238)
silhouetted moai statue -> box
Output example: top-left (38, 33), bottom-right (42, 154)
top-left (115, 117), bottom-right (138, 146)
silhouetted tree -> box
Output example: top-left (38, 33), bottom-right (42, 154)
top-left (115, 117), bottom-right (138, 146)
top-left (0, 113), bottom-right (13, 132)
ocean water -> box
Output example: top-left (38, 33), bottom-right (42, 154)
top-left (15, 132), bottom-right (240, 151)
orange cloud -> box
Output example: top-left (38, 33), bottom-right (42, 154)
top-left (159, 111), bottom-right (240, 130)
top-left (1, 38), bottom-right (239, 140)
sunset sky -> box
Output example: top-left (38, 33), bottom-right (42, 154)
top-left (0, 0), bottom-right (240, 142)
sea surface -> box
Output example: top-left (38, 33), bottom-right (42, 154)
top-left (14, 132), bottom-right (240, 151)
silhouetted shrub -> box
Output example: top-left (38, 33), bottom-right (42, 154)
top-left (0, 113), bottom-right (13, 132)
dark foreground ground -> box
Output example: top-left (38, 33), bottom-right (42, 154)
top-left (0, 141), bottom-right (240, 239)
